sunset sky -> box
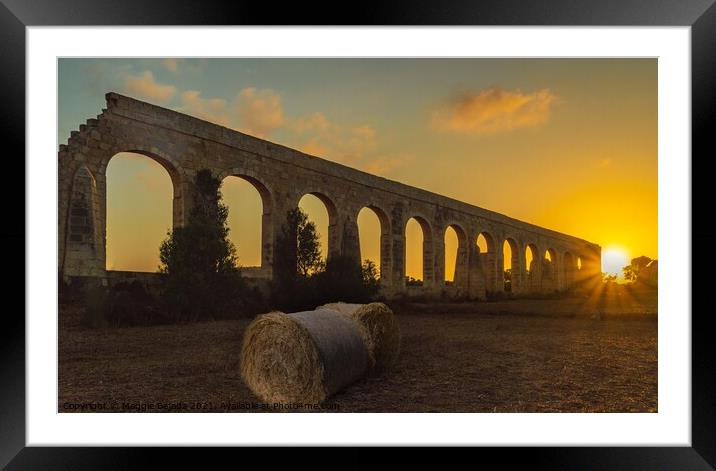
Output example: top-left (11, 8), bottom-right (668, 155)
top-left (58, 58), bottom-right (657, 279)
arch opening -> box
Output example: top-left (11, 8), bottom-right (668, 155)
top-left (298, 193), bottom-right (334, 266)
top-left (222, 175), bottom-right (272, 275)
top-left (525, 243), bottom-right (539, 291)
top-left (476, 232), bottom-right (491, 254)
top-left (476, 231), bottom-right (496, 292)
top-left (357, 206), bottom-right (388, 278)
top-left (502, 238), bottom-right (519, 292)
top-left (405, 216), bottom-right (431, 286)
top-left (105, 152), bottom-right (174, 272)
top-left (542, 248), bottom-right (557, 291)
top-left (444, 226), bottom-right (459, 284)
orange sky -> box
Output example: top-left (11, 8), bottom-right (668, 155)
top-left (63, 58), bottom-right (657, 278)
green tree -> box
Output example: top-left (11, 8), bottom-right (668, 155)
top-left (272, 207), bottom-right (324, 310)
top-left (159, 169), bottom-right (241, 321)
top-left (313, 255), bottom-right (379, 304)
top-left (272, 209), bottom-right (381, 310)
top-left (362, 259), bottom-right (380, 293)
top-left (622, 255), bottom-right (652, 282)
top-left (273, 207), bottom-right (324, 281)
top-left (297, 211), bottom-right (324, 277)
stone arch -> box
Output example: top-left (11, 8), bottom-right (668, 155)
top-left (525, 242), bottom-right (540, 293)
top-left (100, 147), bottom-right (186, 228)
top-left (61, 164), bottom-right (102, 276)
top-left (542, 247), bottom-right (558, 292)
top-left (563, 251), bottom-right (576, 289)
top-left (297, 191), bottom-right (339, 261)
top-left (443, 223), bottom-right (469, 291)
top-left (501, 236), bottom-right (521, 293)
top-left (220, 171), bottom-right (275, 276)
top-left (476, 230), bottom-right (497, 293)
top-left (356, 204), bottom-right (392, 287)
top-left (104, 151), bottom-right (177, 272)
top-left (404, 215), bottom-right (433, 287)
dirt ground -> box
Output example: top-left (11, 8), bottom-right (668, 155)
top-left (58, 286), bottom-right (657, 413)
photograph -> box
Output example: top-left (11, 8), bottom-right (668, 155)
top-left (57, 57), bottom-right (658, 414)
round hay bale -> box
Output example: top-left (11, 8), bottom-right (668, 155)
top-left (240, 310), bottom-right (369, 404)
top-left (318, 302), bottom-right (401, 374)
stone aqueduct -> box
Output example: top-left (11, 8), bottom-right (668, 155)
top-left (59, 93), bottom-right (601, 299)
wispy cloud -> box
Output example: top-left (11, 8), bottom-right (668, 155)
top-left (178, 90), bottom-right (230, 126)
top-left (431, 86), bottom-right (557, 135)
top-left (287, 113), bottom-right (413, 176)
top-left (134, 81), bottom-right (404, 176)
top-left (235, 87), bottom-right (285, 138)
top-left (123, 70), bottom-right (176, 104)
top-left (362, 152), bottom-right (415, 175)
top-left (289, 113), bottom-right (376, 165)
top-left (161, 58), bottom-right (181, 72)
top-left (175, 87), bottom-right (285, 139)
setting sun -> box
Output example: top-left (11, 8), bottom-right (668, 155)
top-left (602, 246), bottom-right (630, 277)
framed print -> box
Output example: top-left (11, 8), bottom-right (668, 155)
top-left (3, 0), bottom-right (714, 467)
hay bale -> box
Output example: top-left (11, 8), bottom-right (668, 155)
top-left (318, 302), bottom-right (401, 374)
top-left (240, 309), bottom-right (369, 404)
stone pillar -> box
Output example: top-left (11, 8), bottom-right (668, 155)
top-left (511, 242), bottom-right (524, 294)
top-left (467, 237), bottom-right (486, 300)
top-left (379, 223), bottom-right (393, 290)
top-left (453, 233), bottom-right (470, 297)
top-left (496, 244), bottom-right (506, 292)
top-left (541, 250), bottom-right (556, 293)
top-left (62, 164), bottom-right (104, 277)
top-left (340, 214), bottom-right (361, 265)
top-left (422, 225), bottom-right (436, 292)
top-left (58, 148), bottom-right (73, 278)
top-left (267, 190), bottom-right (295, 283)
top-left (580, 245), bottom-right (603, 285)
top-left (482, 248), bottom-right (498, 294)
top-left (390, 206), bottom-right (406, 293)
top-left (527, 246), bottom-right (542, 294)
top-left (554, 252), bottom-right (564, 291)
top-left (327, 219), bottom-right (341, 262)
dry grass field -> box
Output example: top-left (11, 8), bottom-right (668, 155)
top-left (58, 285), bottom-right (657, 413)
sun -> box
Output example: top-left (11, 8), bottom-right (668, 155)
top-left (602, 246), bottom-right (630, 276)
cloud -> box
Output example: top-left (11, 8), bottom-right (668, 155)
top-left (172, 87), bottom-right (285, 139)
top-left (431, 86), bottom-right (557, 135)
top-left (289, 113), bottom-right (376, 165)
top-left (164, 86), bottom-right (392, 174)
top-left (235, 87), bottom-right (285, 138)
top-left (178, 90), bottom-right (230, 126)
top-left (362, 153), bottom-right (415, 176)
top-left (123, 70), bottom-right (176, 103)
top-left (288, 114), bottom-right (409, 176)
top-left (162, 58), bottom-right (181, 72)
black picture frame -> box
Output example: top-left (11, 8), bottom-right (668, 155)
top-left (2, 0), bottom-right (712, 467)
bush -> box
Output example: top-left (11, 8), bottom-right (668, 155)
top-left (159, 169), bottom-right (251, 321)
top-left (80, 283), bottom-right (109, 328)
top-left (106, 281), bottom-right (169, 327)
top-left (270, 206), bottom-right (382, 311)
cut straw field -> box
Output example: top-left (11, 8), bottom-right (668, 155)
top-left (59, 289), bottom-right (657, 413)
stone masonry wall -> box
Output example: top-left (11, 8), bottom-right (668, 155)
top-left (59, 92), bottom-right (602, 299)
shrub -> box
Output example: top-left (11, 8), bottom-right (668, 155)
top-left (159, 169), bottom-right (247, 321)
